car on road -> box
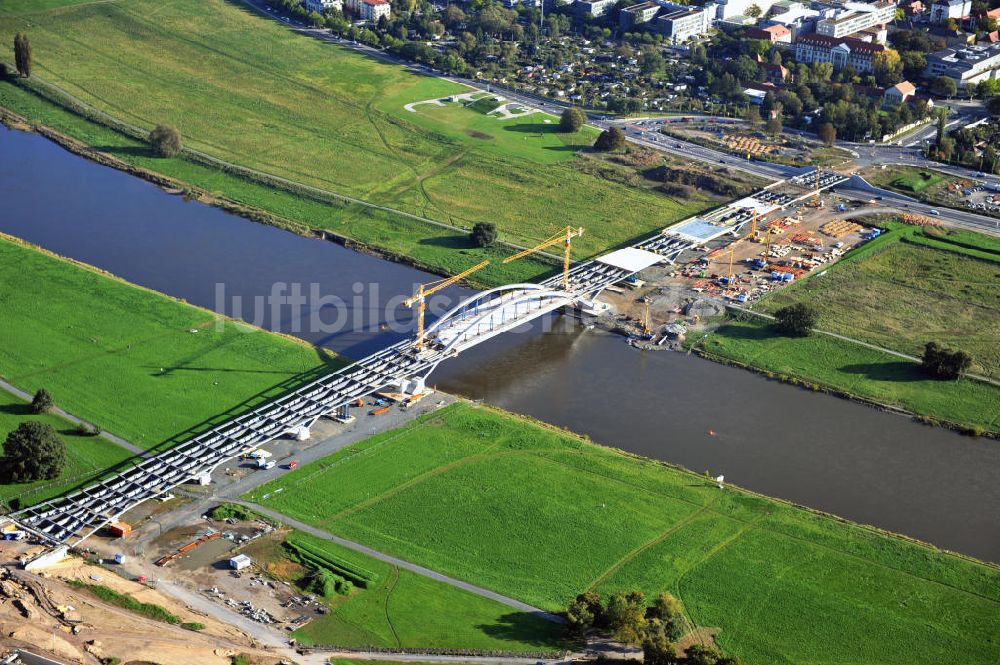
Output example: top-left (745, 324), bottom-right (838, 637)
top-left (929, 209), bottom-right (940, 215)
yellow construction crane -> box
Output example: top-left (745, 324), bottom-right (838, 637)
top-left (404, 260), bottom-right (490, 351)
top-left (747, 209), bottom-right (758, 241)
top-left (503, 226), bottom-right (585, 290)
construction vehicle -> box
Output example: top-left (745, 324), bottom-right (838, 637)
top-left (503, 226), bottom-right (585, 290)
top-left (404, 260), bottom-right (490, 351)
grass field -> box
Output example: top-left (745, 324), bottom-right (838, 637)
top-left (245, 403), bottom-right (1000, 664)
top-left (244, 530), bottom-right (567, 652)
top-left (0, 0), bottom-right (709, 263)
top-left (700, 316), bottom-right (1000, 433)
top-left (0, 236), bottom-right (333, 451)
top-left (891, 170), bottom-right (945, 193)
top-left (757, 225), bottom-right (1000, 378)
top-left (0, 389), bottom-right (135, 510)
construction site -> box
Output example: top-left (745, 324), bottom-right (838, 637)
top-left (597, 169), bottom-right (896, 345)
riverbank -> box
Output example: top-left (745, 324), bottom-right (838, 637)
top-left (0, 0), bottom-right (714, 282)
top-left (244, 401), bottom-right (1000, 665)
top-left (688, 221), bottom-right (1000, 436)
top-left (0, 97), bottom-right (554, 289)
top-left (0, 233), bottom-right (338, 455)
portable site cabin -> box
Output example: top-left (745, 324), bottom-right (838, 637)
top-left (229, 554), bottom-right (252, 571)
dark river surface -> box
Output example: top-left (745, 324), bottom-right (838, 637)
top-left (2, 125), bottom-right (998, 562)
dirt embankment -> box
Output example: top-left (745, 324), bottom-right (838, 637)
top-left (0, 554), bottom-right (288, 665)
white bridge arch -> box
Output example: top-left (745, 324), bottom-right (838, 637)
top-left (422, 283), bottom-right (575, 354)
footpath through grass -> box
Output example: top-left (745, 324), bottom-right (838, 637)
top-left (245, 402), bottom-right (1000, 665)
top-left (0, 0), bottom-right (709, 265)
top-left (0, 389), bottom-right (134, 511)
top-left (0, 236), bottom-right (334, 453)
top-left (245, 530), bottom-right (567, 652)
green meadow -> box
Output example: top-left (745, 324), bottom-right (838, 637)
top-left (757, 225), bottom-right (1000, 377)
top-left (246, 402), bottom-right (1000, 664)
top-left (0, 389), bottom-right (135, 510)
top-left (0, 0), bottom-right (709, 268)
top-left (245, 530), bottom-right (566, 651)
top-left (0, 236), bottom-right (332, 452)
top-left (697, 223), bottom-right (1000, 434)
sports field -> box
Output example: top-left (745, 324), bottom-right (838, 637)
top-left (0, 0), bottom-right (709, 262)
top-left (245, 403), bottom-right (1000, 664)
top-left (245, 530), bottom-right (566, 651)
top-left (0, 389), bottom-right (135, 510)
top-left (0, 236), bottom-right (333, 452)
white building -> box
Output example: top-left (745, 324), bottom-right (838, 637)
top-left (229, 554), bottom-right (252, 571)
top-left (765, 1), bottom-right (821, 38)
top-left (925, 42), bottom-right (1000, 87)
top-left (345, 0), bottom-right (390, 21)
top-left (713, 0), bottom-right (781, 20)
top-left (621, 1), bottom-right (662, 30)
top-left (305, 0), bottom-right (343, 12)
top-left (655, 2), bottom-right (716, 44)
top-left (576, 0), bottom-right (618, 17)
top-left (794, 33), bottom-right (886, 72)
top-left (815, 1), bottom-right (897, 39)
top-left (929, 0), bottom-right (971, 23)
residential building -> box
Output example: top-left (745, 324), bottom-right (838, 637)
top-left (621, 1), bottom-right (661, 29)
top-left (883, 80), bottom-right (916, 105)
top-left (655, 2), bottom-right (716, 44)
top-left (306, 0), bottom-right (343, 11)
top-left (360, 0), bottom-right (390, 21)
top-left (763, 62), bottom-right (792, 84)
top-left (901, 0), bottom-right (925, 15)
top-left (930, 0), bottom-right (970, 23)
top-left (925, 42), bottom-right (1000, 86)
top-left (576, 0), bottom-right (618, 17)
top-left (794, 33), bottom-right (886, 72)
top-left (815, 1), bottom-right (897, 39)
top-left (746, 24), bottom-right (794, 42)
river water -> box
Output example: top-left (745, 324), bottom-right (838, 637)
top-left (2, 126), bottom-right (998, 562)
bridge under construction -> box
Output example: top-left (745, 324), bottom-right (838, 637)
top-left (11, 170), bottom-right (847, 546)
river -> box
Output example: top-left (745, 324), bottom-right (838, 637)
top-left (2, 125), bottom-right (998, 562)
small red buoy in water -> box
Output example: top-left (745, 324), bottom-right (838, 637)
top-left (709, 429), bottom-right (716, 436)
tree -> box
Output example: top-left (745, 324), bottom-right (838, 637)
top-left (745, 4), bottom-right (762, 18)
top-left (559, 107), bottom-right (586, 133)
top-left (765, 114), bottom-right (783, 138)
top-left (987, 95), bottom-right (1000, 118)
top-left (594, 127), bottom-right (626, 152)
top-left (149, 124), bottom-right (182, 157)
top-left (30, 388), bottom-right (54, 414)
top-left (603, 591), bottom-right (647, 644)
top-left (686, 644), bottom-right (725, 665)
top-left (3, 421), bottom-right (65, 482)
top-left (639, 47), bottom-right (665, 75)
top-left (651, 591), bottom-right (684, 640)
top-left (921, 342), bottom-right (972, 380)
top-left (873, 49), bottom-right (903, 87)
top-left (566, 598), bottom-right (595, 635)
top-left (642, 623), bottom-right (677, 665)
top-left (470, 222), bottom-right (497, 247)
top-left (772, 303), bottom-right (816, 337)
top-left (818, 122), bottom-right (837, 146)
top-left (14, 33), bottom-right (31, 78)
top-left (930, 75), bottom-right (957, 98)
top-left (745, 105), bottom-right (762, 129)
